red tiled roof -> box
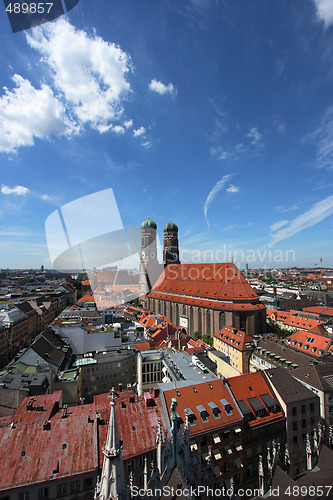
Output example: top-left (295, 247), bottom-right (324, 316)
top-left (81, 280), bottom-right (90, 286)
top-left (267, 309), bottom-right (326, 331)
top-left (162, 379), bottom-right (243, 437)
top-left (0, 390), bottom-right (167, 490)
top-left (0, 393), bottom-right (98, 490)
top-left (94, 391), bottom-right (167, 460)
top-left (188, 338), bottom-right (211, 349)
top-left (135, 342), bottom-right (151, 351)
top-left (214, 326), bottom-right (254, 352)
top-left (228, 372), bottom-right (284, 428)
top-left (284, 330), bottom-right (333, 358)
top-left (77, 293), bottom-right (95, 303)
top-left (149, 263), bottom-right (264, 310)
top-left (303, 306), bottom-right (333, 317)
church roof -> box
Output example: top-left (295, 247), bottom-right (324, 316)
top-left (149, 263), bottom-right (265, 310)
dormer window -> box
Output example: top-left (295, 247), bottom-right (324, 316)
top-left (184, 407), bottom-right (196, 425)
top-left (208, 401), bottom-right (221, 419)
top-left (196, 404), bottom-right (209, 422)
top-left (220, 398), bottom-right (232, 414)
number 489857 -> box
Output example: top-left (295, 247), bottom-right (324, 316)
top-left (6, 3), bottom-right (54, 14)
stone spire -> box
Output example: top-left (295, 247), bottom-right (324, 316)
top-left (284, 444), bottom-right (290, 472)
top-left (156, 418), bottom-right (164, 477)
top-left (258, 455), bottom-right (264, 495)
top-left (170, 397), bottom-right (179, 467)
top-left (306, 433), bottom-right (313, 471)
top-left (183, 414), bottom-right (190, 464)
top-left (329, 425), bottom-right (333, 447)
top-left (97, 388), bottom-right (127, 500)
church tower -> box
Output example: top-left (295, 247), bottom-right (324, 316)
top-left (163, 220), bottom-right (180, 268)
top-left (139, 217), bottom-right (158, 298)
top-left (95, 389), bottom-right (128, 500)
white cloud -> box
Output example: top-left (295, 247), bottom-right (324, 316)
top-left (210, 146), bottom-right (229, 160)
top-left (124, 119), bottom-right (133, 129)
top-left (0, 74), bottom-right (72, 153)
top-left (270, 196), bottom-right (333, 245)
top-left (204, 174), bottom-right (233, 228)
top-left (226, 184), bottom-right (239, 193)
top-left (306, 106), bottom-right (333, 170)
top-left (313, 0), bottom-right (333, 27)
top-left (112, 125), bottom-right (125, 134)
top-left (1, 184), bottom-right (29, 195)
top-left (141, 141), bottom-right (151, 149)
top-left (26, 19), bottom-right (132, 130)
top-left (41, 194), bottom-right (50, 200)
top-left (133, 126), bottom-right (146, 137)
top-left (247, 127), bottom-right (262, 146)
top-left (276, 204), bottom-right (299, 213)
top-left (270, 220), bottom-right (289, 232)
top-left (149, 79), bottom-right (176, 96)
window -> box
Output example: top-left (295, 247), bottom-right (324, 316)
top-left (292, 407), bottom-right (297, 417)
top-left (224, 461), bottom-right (230, 473)
top-left (38, 488), bottom-right (48, 500)
top-left (19, 493), bottom-right (30, 500)
top-left (301, 404), bottom-right (306, 414)
top-left (293, 421), bottom-right (298, 431)
top-left (83, 477), bottom-right (93, 490)
top-left (246, 447), bottom-right (253, 458)
top-left (310, 402), bottom-right (315, 412)
top-left (57, 484), bottom-right (67, 497)
top-left (293, 436), bottom-right (298, 444)
top-left (302, 419), bottom-right (306, 429)
top-left (311, 417), bottom-right (315, 426)
top-left (70, 480), bottom-right (80, 494)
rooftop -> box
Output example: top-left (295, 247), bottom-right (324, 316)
top-left (160, 379), bottom-right (243, 436)
top-left (149, 263), bottom-right (265, 311)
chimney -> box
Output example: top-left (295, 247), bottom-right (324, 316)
top-left (26, 399), bottom-right (34, 411)
top-left (154, 388), bottom-right (159, 398)
top-left (43, 420), bottom-right (51, 431)
top-left (118, 383), bottom-right (123, 392)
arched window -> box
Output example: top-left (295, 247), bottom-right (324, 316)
top-left (219, 311), bottom-right (226, 330)
top-left (175, 303), bottom-right (179, 325)
top-left (206, 309), bottom-right (211, 334)
top-left (190, 307), bottom-right (193, 335)
top-left (198, 308), bottom-right (202, 333)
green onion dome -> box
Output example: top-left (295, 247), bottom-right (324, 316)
top-left (141, 217), bottom-right (157, 229)
top-left (163, 220), bottom-right (178, 232)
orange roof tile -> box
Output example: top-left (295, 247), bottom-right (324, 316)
top-left (162, 379), bottom-right (243, 437)
top-left (214, 326), bottom-right (254, 352)
top-left (284, 330), bottom-right (333, 358)
top-left (149, 263), bottom-right (264, 310)
top-left (267, 309), bottom-right (326, 331)
top-left (228, 372), bottom-right (284, 428)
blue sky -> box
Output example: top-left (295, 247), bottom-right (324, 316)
top-left (0, 0), bottom-right (333, 269)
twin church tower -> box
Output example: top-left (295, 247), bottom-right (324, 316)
top-left (139, 217), bottom-right (180, 298)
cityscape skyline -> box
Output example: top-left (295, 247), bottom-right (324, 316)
top-left (1, 0), bottom-right (333, 268)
